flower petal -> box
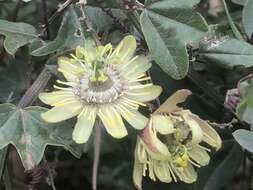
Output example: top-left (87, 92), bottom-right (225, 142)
top-left (126, 84), bottom-right (162, 102)
top-left (41, 101), bottom-right (82, 123)
top-left (39, 91), bottom-right (76, 106)
top-left (98, 106), bottom-right (128, 139)
top-left (137, 140), bottom-right (148, 163)
top-left (154, 161), bottom-right (172, 183)
top-left (154, 89), bottom-right (192, 114)
top-left (75, 46), bottom-right (86, 59)
top-left (133, 139), bottom-right (144, 190)
top-left (58, 57), bottom-right (84, 82)
top-left (97, 43), bottom-right (113, 57)
top-left (72, 108), bottom-right (96, 144)
top-left (139, 124), bottom-right (171, 160)
top-left (180, 111), bottom-right (203, 144)
top-left (180, 163), bottom-right (197, 183)
top-left (110, 35), bottom-right (137, 63)
top-left (152, 115), bottom-right (175, 135)
top-left (190, 114), bottom-right (222, 150)
top-left (116, 105), bottom-right (148, 130)
top-left (119, 56), bottom-right (151, 79)
top-left (174, 163), bottom-right (197, 183)
top-left (188, 146), bottom-right (210, 166)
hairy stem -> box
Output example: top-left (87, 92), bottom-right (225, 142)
top-left (79, 0), bottom-right (101, 46)
top-left (92, 123), bottom-right (101, 190)
top-left (40, 0), bottom-right (74, 37)
top-left (49, 0), bottom-right (74, 24)
top-left (78, 1), bottom-right (102, 190)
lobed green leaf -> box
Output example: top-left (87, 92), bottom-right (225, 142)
top-left (0, 104), bottom-right (82, 170)
top-left (0, 19), bottom-right (37, 55)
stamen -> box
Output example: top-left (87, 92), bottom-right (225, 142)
top-left (118, 105), bottom-right (135, 117)
top-left (197, 144), bottom-right (211, 152)
top-left (122, 99), bottom-right (139, 108)
top-left (52, 98), bottom-right (76, 106)
top-left (168, 164), bottom-right (178, 182)
top-left (101, 44), bottom-right (113, 57)
top-left (189, 159), bottom-right (201, 168)
top-left (53, 85), bottom-right (73, 91)
top-left (121, 100), bottom-right (139, 110)
top-left (118, 56), bottom-right (138, 71)
top-left (57, 80), bottom-right (77, 87)
top-left (50, 92), bottom-right (74, 96)
top-left (109, 42), bottom-right (124, 58)
top-left (122, 97), bottom-right (146, 107)
top-left (129, 77), bottom-right (151, 83)
top-left (129, 83), bottom-right (152, 90)
top-left (125, 91), bottom-right (150, 96)
top-left (70, 53), bottom-right (89, 69)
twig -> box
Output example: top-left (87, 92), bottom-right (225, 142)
top-left (48, 0), bottom-right (74, 24)
top-left (78, 0), bottom-right (101, 46)
top-left (92, 123), bottom-right (101, 190)
top-left (40, 0), bottom-right (74, 37)
top-left (41, 0), bottom-right (51, 39)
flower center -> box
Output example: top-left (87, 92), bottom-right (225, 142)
top-left (75, 66), bottom-right (126, 104)
top-left (169, 114), bottom-right (192, 142)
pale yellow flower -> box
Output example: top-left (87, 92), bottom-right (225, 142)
top-left (39, 35), bottom-right (162, 144)
top-left (133, 90), bottom-right (222, 189)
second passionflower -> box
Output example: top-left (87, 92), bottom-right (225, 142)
top-left (133, 90), bottom-right (222, 189)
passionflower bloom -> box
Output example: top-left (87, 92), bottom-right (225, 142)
top-left (133, 90), bottom-right (222, 189)
top-left (39, 35), bottom-right (162, 144)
